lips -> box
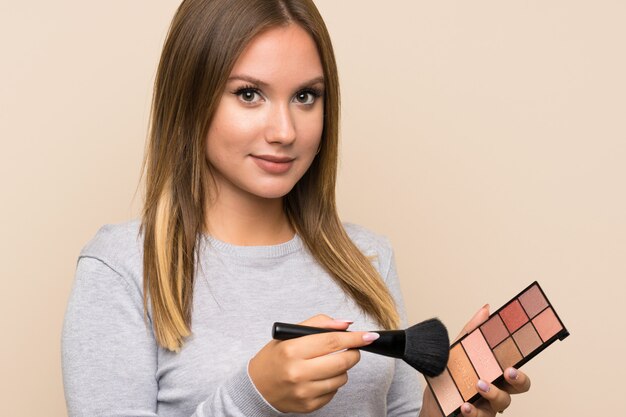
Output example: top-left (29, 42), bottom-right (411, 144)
top-left (253, 154), bottom-right (295, 163)
top-left (251, 154), bottom-right (295, 174)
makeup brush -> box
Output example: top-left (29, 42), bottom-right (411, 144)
top-left (272, 318), bottom-right (449, 377)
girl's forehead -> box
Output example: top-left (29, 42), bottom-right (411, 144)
top-left (229, 24), bottom-right (323, 85)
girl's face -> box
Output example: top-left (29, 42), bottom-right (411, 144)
top-left (205, 24), bottom-right (324, 204)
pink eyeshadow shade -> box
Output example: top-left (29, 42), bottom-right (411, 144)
top-left (427, 369), bottom-right (464, 416)
top-left (532, 307), bottom-right (563, 342)
top-left (512, 322), bottom-right (542, 356)
top-left (462, 329), bottom-right (502, 383)
top-left (499, 300), bottom-right (529, 333)
top-left (480, 315), bottom-right (509, 348)
top-left (518, 284), bottom-right (549, 318)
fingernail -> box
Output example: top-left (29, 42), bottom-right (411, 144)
top-left (508, 368), bottom-right (518, 380)
top-left (477, 379), bottom-right (490, 392)
top-left (475, 304), bottom-right (489, 315)
top-left (362, 332), bottom-right (380, 342)
top-left (334, 319), bottom-right (354, 324)
top-left (462, 403), bottom-right (472, 414)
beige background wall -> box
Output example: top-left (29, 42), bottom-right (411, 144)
top-left (1, 1), bottom-right (624, 416)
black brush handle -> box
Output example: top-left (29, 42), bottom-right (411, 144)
top-left (272, 322), bottom-right (405, 359)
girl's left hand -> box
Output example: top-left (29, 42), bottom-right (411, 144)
top-left (420, 305), bottom-right (532, 417)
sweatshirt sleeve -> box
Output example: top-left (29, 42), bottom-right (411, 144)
top-left (61, 255), bottom-right (284, 417)
top-left (381, 246), bottom-right (424, 417)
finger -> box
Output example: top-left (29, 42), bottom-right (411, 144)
top-left (289, 374), bottom-right (348, 413)
top-left (290, 330), bottom-right (379, 359)
top-left (307, 372), bottom-right (349, 397)
top-left (298, 314), bottom-right (354, 331)
top-left (303, 390), bottom-right (337, 413)
top-left (456, 304), bottom-right (490, 341)
top-left (458, 402), bottom-right (480, 417)
top-left (500, 368), bottom-right (531, 394)
top-left (305, 349), bottom-right (361, 380)
top-left (475, 379), bottom-right (511, 414)
top-left (459, 400), bottom-right (498, 417)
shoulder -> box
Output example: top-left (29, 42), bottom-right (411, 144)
top-left (78, 219), bottom-right (143, 287)
top-left (343, 222), bottom-right (394, 275)
top-left (343, 222), bottom-right (393, 256)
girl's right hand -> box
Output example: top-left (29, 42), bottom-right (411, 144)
top-left (248, 314), bottom-right (380, 413)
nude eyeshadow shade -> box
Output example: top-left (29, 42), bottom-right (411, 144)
top-left (426, 281), bottom-right (569, 417)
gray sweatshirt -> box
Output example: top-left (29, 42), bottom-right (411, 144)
top-left (62, 220), bottom-right (422, 416)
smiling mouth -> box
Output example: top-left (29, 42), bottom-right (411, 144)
top-left (251, 155), bottom-right (295, 174)
top-left (252, 154), bottom-right (295, 163)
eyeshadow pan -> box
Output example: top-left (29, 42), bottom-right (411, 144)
top-left (427, 369), bottom-right (464, 416)
top-left (532, 307), bottom-right (563, 342)
top-left (480, 315), bottom-right (509, 348)
top-left (519, 284), bottom-right (549, 318)
top-left (512, 322), bottom-right (542, 356)
top-left (447, 344), bottom-right (478, 401)
top-left (493, 337), bottom-right (523, 370)
top-left (499, 300), bottom-right (529, 333)
top-left (462, 329), bottom-right (502, 382)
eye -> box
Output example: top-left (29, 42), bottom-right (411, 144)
top-left (293, 88), bottom-right (323, 105)
top-left (233, 86), bottom-right (263, 104)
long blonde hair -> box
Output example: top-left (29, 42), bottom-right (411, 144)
top-left (141, 0), bottom-right (400, 352)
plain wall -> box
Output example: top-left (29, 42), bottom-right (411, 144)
top-left (1, 1), bottom-right (624, 416)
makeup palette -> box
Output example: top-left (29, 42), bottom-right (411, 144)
top-left (426, 281), bottom-right (569, 416)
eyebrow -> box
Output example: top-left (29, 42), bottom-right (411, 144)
top-left (227, 74), bottom-right (325, 89)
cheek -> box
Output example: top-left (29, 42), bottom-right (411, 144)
top-left (206, 104), bottom-right (260, 161)
top-left (297, 110), bottom-right (324, 151)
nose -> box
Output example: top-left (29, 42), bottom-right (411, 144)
top-left (264, 102), bottom-right (296, 145)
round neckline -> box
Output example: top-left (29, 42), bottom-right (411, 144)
top-left (200, 233), bottom-right (304, 258)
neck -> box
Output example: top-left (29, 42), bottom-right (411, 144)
top-left (205, 191), bottom-right (294, 246)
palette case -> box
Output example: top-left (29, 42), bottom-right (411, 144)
top-left (426, 281), bottom-right (569, 417)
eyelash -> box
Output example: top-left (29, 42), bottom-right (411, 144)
top-left (231, 84), bottom-right (324, 105)
top-left (295, 88), bottom-right (324, 104)
top-left (231, 85), bottom-right (260, 102)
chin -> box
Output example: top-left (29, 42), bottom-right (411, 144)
top-left (244, 181), bottom-right (297, 200)
top-left (253, 188), bottom-right (295, 200)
